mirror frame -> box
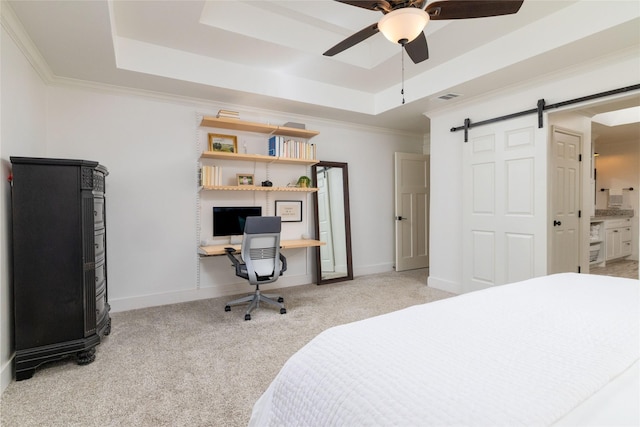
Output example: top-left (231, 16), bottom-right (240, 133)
top-left (312, 161), bottom-right (354, 285)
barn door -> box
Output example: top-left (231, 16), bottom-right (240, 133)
top-left (462, 116), bottom-right (547, 292)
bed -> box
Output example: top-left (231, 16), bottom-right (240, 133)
top-left (249, 273), bottom-right (639, 426)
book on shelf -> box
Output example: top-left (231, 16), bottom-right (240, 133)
top-left (268, 135), bottom-right (316, 160)
top-left (200, 165), bottom-right (222, 187)
top-left (216, 109), bottom-right (239, 120)
top-left (283, 121), bottom-right (306, 129)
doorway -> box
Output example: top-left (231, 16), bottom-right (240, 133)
top-left (549, 126), bottom-right (582, 274)
top-left (394, 152), bottom-right (429, 272)
top-left (550, 94), bottom-right (640, 279)
top-left (589, 114), bottom-right (639, 279)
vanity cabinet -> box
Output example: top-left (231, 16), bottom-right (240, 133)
top-left (605, 218), bottom-right (632, 261)
top-left (589, 220), bottom-right (605, 266)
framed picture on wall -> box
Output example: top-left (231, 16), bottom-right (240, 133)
top-left (208, 133), bottom-right (237, 153)
top-left (275, 200), bottom-right (302, 222)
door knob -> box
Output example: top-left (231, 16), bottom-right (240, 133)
top-left (396, 216), bottom-right (405, 221)
top-left (553, 220), bottom-right (562, 226)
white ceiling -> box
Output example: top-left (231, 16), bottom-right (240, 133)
top-left (5, 0), bottom-right (640, 136)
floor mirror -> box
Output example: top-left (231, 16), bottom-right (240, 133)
top-left (312, 161), bottom-right (353, 285)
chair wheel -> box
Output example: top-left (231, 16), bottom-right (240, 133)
top-left (244, 314), bottom-right (251, 321)
top-left (277, 297), bottom-right (284, 303)
top-left (280, 308), bottom-right (286, 315)
top-left (225, 305), bottom-right (231, 312)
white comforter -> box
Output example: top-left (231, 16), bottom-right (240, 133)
top-left (250, 273), bottom-right (639, 426)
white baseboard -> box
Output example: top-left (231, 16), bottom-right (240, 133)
top-left (1, 354), bottom-right (13, 394)
top-left (427, 276), bottom-right (461, 294)
top-left (109, 274), bottom-right (314, 313)
top-left (109, 263), bottom-right (404, 313)
top-left (353, 262), bottom-right (394, 277)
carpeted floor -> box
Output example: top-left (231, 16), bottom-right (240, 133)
top-left (0, 269), bottom-right (454, 427)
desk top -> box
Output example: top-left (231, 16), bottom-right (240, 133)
top-left (198, 239), bottom-right (325, 256)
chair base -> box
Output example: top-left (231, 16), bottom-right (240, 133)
top-left (225, 288), bottom-right (286, 320)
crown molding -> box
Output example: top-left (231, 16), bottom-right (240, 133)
top-left (48, 74), bottom-right (422, 138)
top-left (427, 46), bottom-right (640, 119)
top-left (1, 1), bottom-right (55, 84)
top-left (1, 1), bottom-right (422, 139)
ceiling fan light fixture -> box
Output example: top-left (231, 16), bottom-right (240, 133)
top-left (378, 8), bottom-right (430, 45)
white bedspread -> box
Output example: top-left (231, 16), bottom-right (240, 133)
top-left (250, 273), bottom-right (640, 426)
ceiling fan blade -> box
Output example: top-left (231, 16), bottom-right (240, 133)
top-left (411, 0), bottom-right (429, 9)
top-left (426, 0), bottom-right (524, 20)
top-left (334, 0), bottom-right (391, 12)
top-left (404, 32), bottom-right (429, 64)
top-left (324, 23), bottom-right (380, 57)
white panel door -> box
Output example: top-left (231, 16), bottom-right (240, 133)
top-left (462, 117), bottom-right (547, 292)
top-left (394, 153), bottom-right (429, 272)
top-left (549, 127), bottom-right (582, 274)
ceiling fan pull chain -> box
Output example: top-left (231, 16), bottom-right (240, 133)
top-left (401, 44), bottom-right (405, 105)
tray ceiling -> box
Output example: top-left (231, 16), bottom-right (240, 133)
top-left (6, 0), bottom-right (640, 134)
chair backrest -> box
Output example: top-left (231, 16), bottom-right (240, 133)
top-left (241, 216), bottom-right (282, 285)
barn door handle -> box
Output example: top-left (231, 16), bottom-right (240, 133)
top-left (553, 220), bottom-right (562, 226)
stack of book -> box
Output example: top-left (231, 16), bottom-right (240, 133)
top-left (200, 165), bottom-right (222, 187)
top-left (268, 136), bottom-right (316, 160)
top-left (216, 109), bottom-right (239, 120)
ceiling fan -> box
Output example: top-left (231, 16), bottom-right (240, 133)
top-left (324, 0), bottom-right (525, 64)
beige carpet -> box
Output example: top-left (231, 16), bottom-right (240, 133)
top-left (0, 269), bottom-right (454, 427)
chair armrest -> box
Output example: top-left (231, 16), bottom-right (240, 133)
top-left (224, 247), bottom-right (238, 257)
top-left (225, 247), bottom-right (241, 269)
top-left (225, 247), bottom-right (248, 279)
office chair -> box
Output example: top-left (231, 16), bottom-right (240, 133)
top-left (224, 216), bottom-right (287, 320)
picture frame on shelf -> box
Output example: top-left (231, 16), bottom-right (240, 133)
top-left (208, 133), bottom-right (238, 153)
top-left (236, 174), bottom-right (254, 186)
top-left (275, 200), bottom-right (303, 222)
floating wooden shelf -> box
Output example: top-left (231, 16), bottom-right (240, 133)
top-left (200, 116), bottom-right (319, 139)
top-left (199, 239), bottom-right (325, 256)
top-left (200, 185), bottom-right (317, 193)
top-left (197, 116), bottom-right (321, 268)
top-left (200, 151), bottom-right (318, 166)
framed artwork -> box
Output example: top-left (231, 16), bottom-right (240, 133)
top-left (208, 133), bottom-right (237, 153)
top-left (236, 174), bottom-right (254, 186)
top-left (275, 200), bottom-right (303, 222)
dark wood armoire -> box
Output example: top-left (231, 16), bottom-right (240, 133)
top-left (10, 156), bottom-right (111, 380)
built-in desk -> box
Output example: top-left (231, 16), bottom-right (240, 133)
top-left (198, 239), bottom-right (325, 256)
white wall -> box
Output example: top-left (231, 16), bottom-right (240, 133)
top-left (594, 139), bottom-right (639, 211)
top-left (44, 86), bottom-right (422, 312)
top-left (427, 50), bottom-right (640, 294)
top-left (1, 24), bottom-right (48, 392)
top-left (46, 87), bottom-right (203, 307)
